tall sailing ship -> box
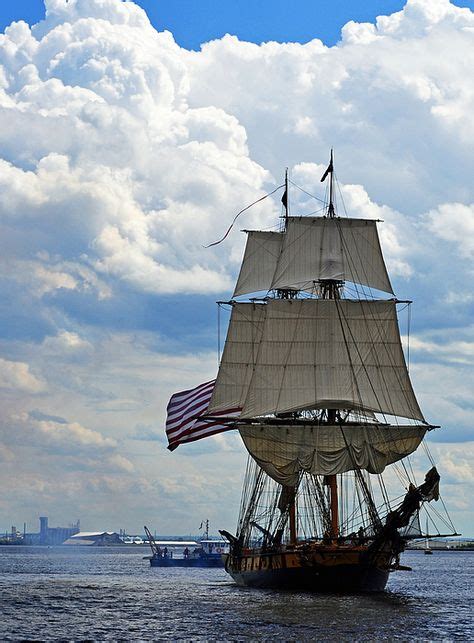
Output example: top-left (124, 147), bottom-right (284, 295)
top-left (165, 153), bottom-right (457, 592)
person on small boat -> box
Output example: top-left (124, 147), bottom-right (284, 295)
top-left (163, 547), bottom-right (168, 558)
top-left (183, 547), bottom-right (189, 558)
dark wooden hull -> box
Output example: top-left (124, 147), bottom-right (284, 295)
top-left (224, 546), bottom-right (393, 592)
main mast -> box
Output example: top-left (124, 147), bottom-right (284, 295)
top-left (321, 149), bottom-right (340, 541)
top-left (278, 154), bottom-right (341, 544)
top-left (281, 168), bottom-right (298, 545)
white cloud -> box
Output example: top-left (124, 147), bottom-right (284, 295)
top-left (0, 4), bottom-right (272, 299)
top-left (409, 358), bottom-right (474, 439)
top-left (0, 0), bottom-right (472, 305)
top-left (6, 411), bottom-right (116, 452)
top-left (0, 358), bottom-right (45, 392)
top-left (425, 441), bottom-right (474, 515)
top-left (425, 202), bottom-right (474, 259)
top-left (408, 324), bottom-right (474, 364)
top-left (42, 330), bottom-right (92, 352)
top-left (440, 445), bottom-right (474, 484)
top-left (35, 417), bottom-right (115, 449)
top-left (106, 453), bottom-right (134, 472)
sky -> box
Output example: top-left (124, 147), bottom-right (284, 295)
top-left (2, 0), bottom-right (474, 47)
top-left (0, 0), bottom-right (473, 538)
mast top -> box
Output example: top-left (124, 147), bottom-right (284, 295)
top-left (281, 168), bottom-right (289, 230)
top-left (320, 149), bottom-right (335, 218)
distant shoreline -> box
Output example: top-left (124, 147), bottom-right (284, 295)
top-left (1, 542), bottom-right (474, 551)
top-left (407, 547), bottom-right (474, 552)
top-left (0, 542), bottom-right (150, 547)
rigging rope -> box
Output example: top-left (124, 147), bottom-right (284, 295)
top-left (217, 303), bottom-right (221, 366)
top-left (205, 184), bottom-right (285, 248)
top-left (288, 179), bottom-right (327, 205)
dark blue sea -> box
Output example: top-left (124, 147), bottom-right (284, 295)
top-left (0, 546), bottom-right (472, 641)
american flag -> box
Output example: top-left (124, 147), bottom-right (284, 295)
top-left (165, 380), bottom-right (240, 451)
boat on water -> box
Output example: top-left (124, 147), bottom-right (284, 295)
top-left (144, 524), bottom-right (229, 568)
top-left (164, 152), bottom-right (458, 592)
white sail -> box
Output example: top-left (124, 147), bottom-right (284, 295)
top-left (241, 299), bottom-right (424, 422)
top-left (233, 231), bottom-right (283, 297)
top-left (207, 302), bottom-right (266, 413)
top-left (239, 423), bottom-right (427, 485)
top-left (270, 217), bottom-right (393, 294)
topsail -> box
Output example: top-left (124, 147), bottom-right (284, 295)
top-left (233, 231), bottom-right (283, 298)
top-left (233, 217), bottom-right (393, 297)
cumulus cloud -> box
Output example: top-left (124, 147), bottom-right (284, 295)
top-left (41, 330), bottom-right (92, 353)
top-left (0, 0), bottom-right (272, 304)
top-left (0, 407), bottom-right (135, 483)
top-left (0, 358), bottom-right (45, 392)
top-left (0, 0), bottom-right (472, 310)
top-left (410, 335), bottom-right (474, 365)
top-left (423, 442), bottom-right (474, 516)
top-left (189, 0), bottom-right (473, 211)
top-left (439, 444), bottom-right (474, 484)
top-left (106, 452), bottom-right (135, 472)
top-left (404, 325), bottom-right (474, 428)
top-left (425, 203), bottom-right (474, 260)
top-left (6, 411), bottom-right (116, 452)
top-left (35, 417), bottom-right (115, 449)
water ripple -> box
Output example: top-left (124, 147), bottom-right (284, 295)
top-left (0, 546), bottom-right (472, 641)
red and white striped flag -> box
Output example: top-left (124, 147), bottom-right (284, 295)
top-left (165, 380), bottom-right (240, 451)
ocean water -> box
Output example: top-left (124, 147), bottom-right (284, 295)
top-left (0, 546), bottom-right (472, 641)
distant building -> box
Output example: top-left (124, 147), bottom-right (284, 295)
top-left (24, 517), bottom-right (80, 545)
top-left (63, 531), bottom-right (123, 546)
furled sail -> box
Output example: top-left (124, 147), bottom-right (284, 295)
top-left (233, 231), bottom-right (283, 297)
top-left (207, 302), bottom-right (266, 414)
top-left (270, 217), bottom-right (393, 294)
top-left (239, 423), bottom-right (426, 486)
top-left (241, 299), bottom-right (424, 422)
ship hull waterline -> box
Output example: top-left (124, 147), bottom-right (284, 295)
top-left (224, 547), bottom-right (395, 592)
